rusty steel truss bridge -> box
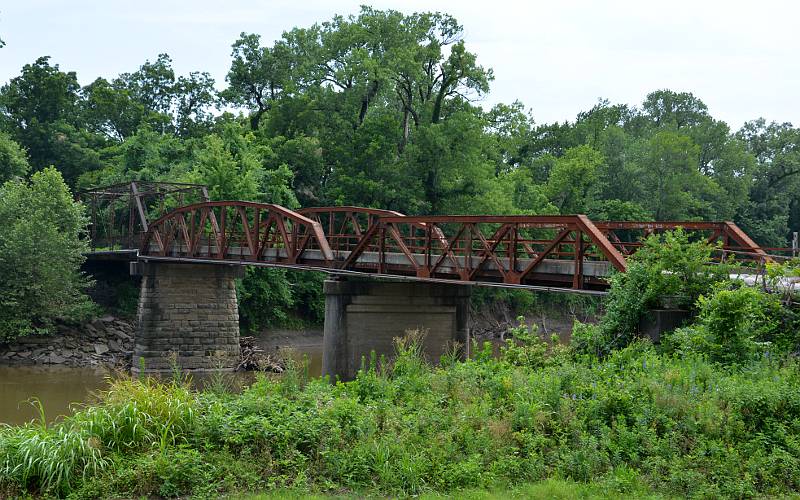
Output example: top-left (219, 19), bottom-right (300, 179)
top-left (80, 182), bottom-right (797, 294)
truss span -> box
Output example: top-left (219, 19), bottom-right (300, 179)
top-left (140, 201), bottom-right (333, 265)
top-left (83, 183), bottom-right (788, 292)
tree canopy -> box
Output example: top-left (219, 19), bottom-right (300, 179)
top-left (0, 8), bottom-right (796, 247)
top-left (0, 6), bottom-right (799, 332)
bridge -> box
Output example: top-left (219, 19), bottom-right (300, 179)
top-left (80, 182), bottom-right (794, 378)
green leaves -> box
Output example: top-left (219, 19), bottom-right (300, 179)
top-left (188, 133), bottom-right (262, 202)
top-left (0, 132), bottom-right (29, 183)
top-left (545, 145), bottom-right (604, 214)
top-left (667, 283), bottom-right (785, 364)
top-left (575, 229), bottom-right (729, 356)
top-left (0, 168), bottom-right (93, 340)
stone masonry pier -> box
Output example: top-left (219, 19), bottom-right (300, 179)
top-left (322, 279), bottom-right (471, 381)
top-left (131, 262), bottom-right (242, 373)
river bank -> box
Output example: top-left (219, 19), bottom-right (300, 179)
top-left (0, 307), bottom-right (592, 425)
top-left (0, 316), bottom-right (134, 368)
top-left (0, 304), bottom-right (596, 370)
top-left (3, 338), bottom-right (797, 499)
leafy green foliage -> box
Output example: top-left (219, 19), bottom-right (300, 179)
top-left (545, 145), bottom-right (603, 214)
top-left (1, 11), bottom-right (799, 248)
top-left (1, 7), bottom-right (800, 341)
top-left (573, 230), bottom-right (728, 355)
top-left (0, 168), bottom-right (94, 340)
top-left (500, 317), bottom-right (549, 368)
top-left (0, 132), bottom-right (29, 183)
top-left (187, 133), bottom-right (262, 201)
top-left (667, 283), bottom-right (785, 364)
top-left (237, 268), bottom-right (295, 331)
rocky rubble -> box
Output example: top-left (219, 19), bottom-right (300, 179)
top-left (0, 316), bottom-right (135, 368)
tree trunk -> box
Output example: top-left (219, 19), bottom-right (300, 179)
top-left (357, 80), bottom-right (381, 128)
top-left (399, 109), bottom-right (410, 153)
top-left (249, 110), bottom-right (263, 131)
top-left (431, 77), bottom-right (453, 124)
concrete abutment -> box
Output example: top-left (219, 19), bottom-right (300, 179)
top-left (131, 262), bottom-right (242, 373)
top-left (322, 279), bottom-right (471, 381)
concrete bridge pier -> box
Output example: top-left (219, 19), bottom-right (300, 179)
top-left (131, 262), bottom-right (242, 373)
top-left (322, 278), bottom-right (471, 381)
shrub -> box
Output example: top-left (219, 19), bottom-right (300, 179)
top-left (666, 282), bottom-right (785, 364)
top-left (500, 317), bottom-right (549, 368)
top-left (573, 229), bottom-right (728, 356)
top-left (0, 167), bottom-right (94, 341)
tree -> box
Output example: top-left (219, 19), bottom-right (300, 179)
top-left (736, 119), bottom-right (800, 244)
top-left (257, 135), bottom-right (322, 206)
top-left (403, 110), bottom-right (496, 214)
top-left (110, 54), bottom-right (216, 137)
top-left (0, 57), bottom-right (105, 186)
top-left (0, 168), bottom-right (93, 340)
top-left (223, 33), bottom-right (292, 130)
top-left (282, 8), bottom-right (405, 130)
top-left (186, 134), bottom-right (262, 201)
top-left (117, 54), bottom-right (176, 118)
top-left (634, 131), bottom-right (721, 220)
top-left (545, 145), bottom-right (603, 214)
top-left (641, 89), bottom-right (710, 129)
top-left (485, 101), bottom-right (533, 174)
top-left (0, 132), bottom-right (29, 183)
top-left (0, 56), bottom-right (81, 129)
top-left (82, 77), bottom-right (147, 141)
top-left (174, 71), bottom-right (216, 137)
top-left (391, 11), bottom-right (492, 148)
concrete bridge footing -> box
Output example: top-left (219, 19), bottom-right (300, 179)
top-left (322, 279), bottom-right (471, 381)
top-left (131, 262), bottom-right (242, 373)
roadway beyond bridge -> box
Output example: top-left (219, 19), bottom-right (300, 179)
top-left (80, 182), bottom-right (791, 378)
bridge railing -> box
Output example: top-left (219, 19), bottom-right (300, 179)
top-left (594, 221), bottom-right (770, 262)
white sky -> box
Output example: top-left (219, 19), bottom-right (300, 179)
top-left (1, 0), bottom-right (797, 130)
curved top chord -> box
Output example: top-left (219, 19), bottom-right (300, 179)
top-left (140, 200), bottom-right (333, 264)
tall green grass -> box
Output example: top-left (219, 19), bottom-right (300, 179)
top-left (2, 333), bottom-right (800, 498)
top-left (0, 376), bottom-right (197, 496)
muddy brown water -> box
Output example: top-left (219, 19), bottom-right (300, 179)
top-left (0, 317), bottom-right (579, 426)
top-left (0, 340), bottom-right (323, 426)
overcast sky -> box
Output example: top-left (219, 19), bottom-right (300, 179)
top-left (1, 0), bottom-right (797, 130)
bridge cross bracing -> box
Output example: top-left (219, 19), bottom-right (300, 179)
top-left (80, 182), bottom-right (795, 294)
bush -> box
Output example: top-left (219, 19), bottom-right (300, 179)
top-left (572, 229), bottom-right (728, 356)
top-left (500, 317), bottom-right (550, 369)
top-left (0, 167), bottom-right (94, 341)
top-left (666, 282), bottom-right (786, 364)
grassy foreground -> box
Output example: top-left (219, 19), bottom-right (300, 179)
top-left (236, 477), bottom-right (672, 499)
top-left (1, 331), bottom-right (800, 499)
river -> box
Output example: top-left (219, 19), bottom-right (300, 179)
top-left (0, 344), bottom-right (323, 426)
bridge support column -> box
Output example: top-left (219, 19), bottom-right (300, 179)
top-left (322, 279), bottom-right (471, 381)
top-left (131, 262), bottom-right (242, 373)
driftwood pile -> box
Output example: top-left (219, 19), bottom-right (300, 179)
top-left (237, 336), bottom-right (285, 372)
